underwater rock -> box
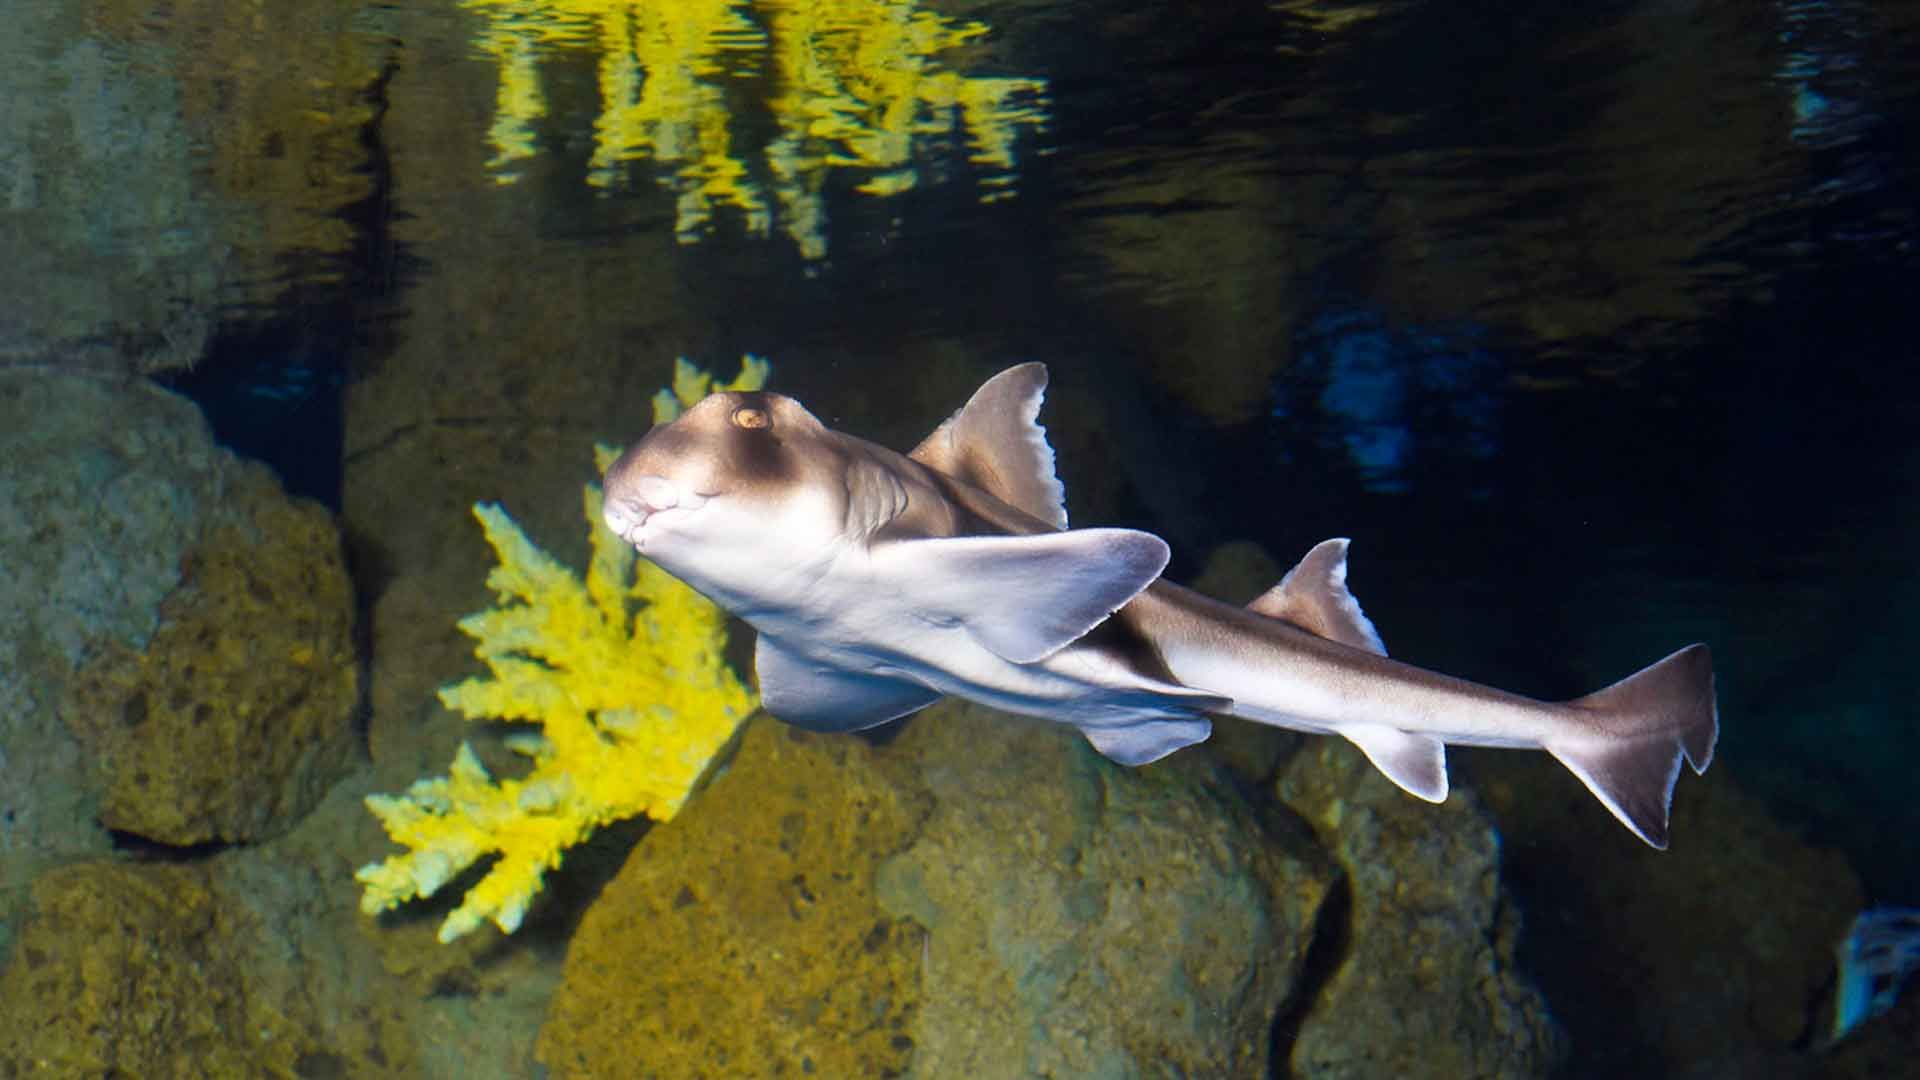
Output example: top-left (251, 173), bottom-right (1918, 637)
top-left (64, 459), bottom-right (360, 847)
top-left (537, 718), bottom-right (931, 1079)
top-left (0, 861), bottom-right (263, 1075)
top-left (0, 767), bottom-right (569, 1079)
top-left (0, 370), bottom-right (226, 935)
top-left (0, 368), bottom-right (357, 869)
top-left (540, 701), bottom-right (1331, 1079)
top-left (875, 700), bottom-right (1332, 1079)
top-left (0, 852), bottom-right (420, 1077)
top-left (1478, 754), bottom-right (1864, 1076)
top-left (1275, 738), bottom-right (1565, 1079)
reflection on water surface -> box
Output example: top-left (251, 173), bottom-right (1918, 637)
top-left (461, 0), bottom-right (1049, 258)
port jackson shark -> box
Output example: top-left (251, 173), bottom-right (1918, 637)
top-left (603, 364), bottom-right (1717, 847)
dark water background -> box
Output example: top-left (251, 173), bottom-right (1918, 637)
top-left (139, 0), bottom-right (1920, 1070)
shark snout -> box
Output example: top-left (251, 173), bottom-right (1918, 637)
top-left (603, 474), bottom-right (707, 545)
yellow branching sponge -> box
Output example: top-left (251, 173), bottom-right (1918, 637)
top-left (357, 356), bottom-right (768, 943)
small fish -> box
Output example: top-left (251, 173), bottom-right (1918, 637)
top-left (604, 364), bottom-right (1717, 848)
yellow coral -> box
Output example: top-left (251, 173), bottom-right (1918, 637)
top-left (654, 352), bottom-right (771, 423)
top-left (357, 357), bottom-right (767, 943)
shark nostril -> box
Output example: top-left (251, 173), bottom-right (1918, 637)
top-left (602, 497), bottom-right (650, 540)
top-left (601, 475), bottom-right (704, 546)
top-left (629, 475), bottom-right (681, 511)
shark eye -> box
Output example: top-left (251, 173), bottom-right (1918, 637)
top-left (731, 405), bottom-right (770, 430)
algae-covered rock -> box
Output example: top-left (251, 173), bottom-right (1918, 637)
top-left (1, 370), bottom-right (229, 932)
top-left (536, 718), bottom-right (931, 1078)
top-left (0, 861), bottom-right (261, 1076)
top-left (0, 851), bottom-right (421, 1078)
top-left (64, 459), bottom-right (360, 846)
top-left (0, 368), bottom-right (358, 873)
top-left (541, 702), bottom-right (1331, 1080)
top-left (1276, 739), bottom-right (1565, 1079)
top-left (875, 701), bottom-right (1333, 1079)
top-left (1478, 753), bottom-right (1863, 1076)
top-left (1, 775), bottom-right (556, 1080)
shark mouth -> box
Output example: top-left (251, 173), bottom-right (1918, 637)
top-left (604, 476), bottom-right (708, 546)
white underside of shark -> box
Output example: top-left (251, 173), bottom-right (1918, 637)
top-left (603, 363), bottom-right (1718, 848)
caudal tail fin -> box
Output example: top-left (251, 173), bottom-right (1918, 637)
top-left (1546, 644), bottom-right (1718, 850)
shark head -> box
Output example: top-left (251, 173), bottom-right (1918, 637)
top-left (602, 388), bottom-right (905, 611)
top-left (604, 389), bottom-right (827, 552)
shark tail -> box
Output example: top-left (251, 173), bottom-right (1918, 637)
top-left (1546, 644), bottom-right (1718, 850)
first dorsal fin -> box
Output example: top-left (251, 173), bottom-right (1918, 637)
top-left (1248, 538), bottom-right (1387, 656)
top-left (909, 363), bottom-right (1069, 530)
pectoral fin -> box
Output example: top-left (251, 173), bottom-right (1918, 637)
top-left (1341, 723), bottom-right (1449, 802)
top-left (754, 635), bottom-right (941, 732)
top-left (877, 528), bottom-right (1170, 664)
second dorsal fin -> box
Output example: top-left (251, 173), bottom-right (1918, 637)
top-left (1248, 538), bottom-right (1387, 656)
